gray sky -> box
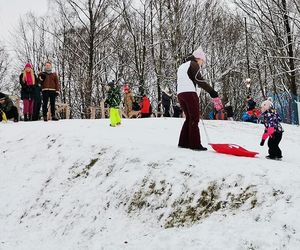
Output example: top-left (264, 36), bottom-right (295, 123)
top-left (0, 0), bottom-right (48, 48)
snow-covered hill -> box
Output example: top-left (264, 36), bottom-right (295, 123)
top-left (0, 119), bottom-right (300, 250)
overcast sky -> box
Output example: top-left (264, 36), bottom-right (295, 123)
top-left (0, 0), bottom-right (49, 49)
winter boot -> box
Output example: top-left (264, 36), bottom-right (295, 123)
top-left (52, 116), bottom-right (59, 121)
top-left (43, 116), bottom-right (48, 122)
top-left (24, 114), bottom-right (28, 122)
top-left (266, 155), bottom-right (281, 161)
top-left (192, 145), bottom-right (208, 151)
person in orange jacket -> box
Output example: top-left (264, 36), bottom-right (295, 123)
top-left (140, 95), bottom-right (151, 118)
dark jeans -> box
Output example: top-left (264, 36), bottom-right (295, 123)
top-left (163, 104), bottom-right (171, 117)
top-left (42, 90), bottom-right (56, 117)
top-left (268, 131), bottom-right (283, 158)
top-left (32, 99), bottom-right (42, 121)
top-left (32, 86), bottom-right (42, 120)
top-left (178, 92), bottom-right (201, 149)
top-left (3, 106), bottom-right (19, 121)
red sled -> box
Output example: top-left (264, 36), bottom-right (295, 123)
top-left (209, 143), bottom-right (259, 158)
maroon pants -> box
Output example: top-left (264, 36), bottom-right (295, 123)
top-left (178, 92), bottom-right (201, 149)
top-left (23, 99), bottom-right (34, 115)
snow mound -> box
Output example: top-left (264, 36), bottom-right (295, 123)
top-left (1, 119), bottom-right (300, 250)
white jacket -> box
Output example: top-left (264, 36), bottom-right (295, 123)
top-left (177, 61), bottom-right (196, 94)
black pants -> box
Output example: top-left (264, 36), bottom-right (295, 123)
top-left (268, 131), bottom-right (283, 158)
top-left (42, 90), bottom-right (56, 117)
top-left (32, 99), bottom-right (42, 120)
top-left (3, 106), bottom-right (19, 121)
top-left (163, 104), bottom-right (171, 117)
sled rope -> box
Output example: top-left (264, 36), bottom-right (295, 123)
top-left (200, 115), bottom-right (211, 144)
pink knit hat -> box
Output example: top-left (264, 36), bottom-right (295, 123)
top-left (24, 63), bottom-right (32, 69)
top-left (192, 46), bottom-right (206, 62)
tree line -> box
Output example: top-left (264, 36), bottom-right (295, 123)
top-left (0, 0), bottom-right (299, 120)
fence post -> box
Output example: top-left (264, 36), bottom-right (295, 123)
top-left (90, 107), bottom-right (96, 119)
top-left (295, 100), bottom-right (300, 125)
top-left (100, 101), bottom-right (105, 119)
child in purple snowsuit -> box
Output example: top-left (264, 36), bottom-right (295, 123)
top-left (260, 99), bottom-right (283, 160)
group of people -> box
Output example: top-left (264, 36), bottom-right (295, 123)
top-left (105, 80), bottom-right (184, 127)
top-left (175, 46), bottom-right (283, 160)
top-left (105, 81), bottom-right (154, 127)
top-left (0, 61), bottom-right (60, 123)
top-left (1, 47), bottom-right (284, 160)
top-left (21, 61), bottom-right (60, 121)
top-left (242, 96), bottom-right (262, 123)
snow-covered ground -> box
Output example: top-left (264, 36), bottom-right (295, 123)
top-left (0, 118), bottom-right (300, 250)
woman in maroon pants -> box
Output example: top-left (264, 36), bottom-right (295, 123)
top-left (177, 46), bottom-right (223, 151)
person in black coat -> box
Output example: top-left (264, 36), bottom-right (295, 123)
top-left (32, 81), bottom-right (42, 121)
top-left (247, 96), bottom-right (256, 111)
top-left (0, 92), bottom-right (19, 122)
top-left (19, 63), bottom-right (38, 121)
top-left (224, 102), bottom-right (234, 120)
top-left (162, 87), bottom-right (172, 117)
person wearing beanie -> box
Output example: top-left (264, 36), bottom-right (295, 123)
top-left (38, 61), bottom-right (60, 121)
top-left (19, 63), bottom-right (37, 121)
top-left (0, 92), bottom-right (19, 122)
top-left (123, 84), bottom-right (134, 117)
top-left (105, 82), bottom-right (122, 127)
top-left (260, 99), bottom-right (283, 160)
top-left (176, 46), bottom-right (222, 151)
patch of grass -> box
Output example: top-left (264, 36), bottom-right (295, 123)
top-left (73, 158), bottom-right (99, 179)
top-left (165, 183), bottom-right (258, 228)
top-left (127, 179), bottom-right (170, 213)
top-left (165, 182), bottom-right (225, 228)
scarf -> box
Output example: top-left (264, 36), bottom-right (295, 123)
top-left (23, 71), bottom-right (35, 86)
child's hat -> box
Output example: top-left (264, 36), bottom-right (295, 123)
top-left (261, 99), bottom-right (273, 113)
top-left (124, 84), bottom-right (129, 92)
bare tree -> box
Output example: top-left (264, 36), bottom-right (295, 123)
top-left (0, 43), bottom-right (9, 91)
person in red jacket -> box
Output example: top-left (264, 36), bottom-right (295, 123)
top-left (140, 95), bottom-right (151, 118)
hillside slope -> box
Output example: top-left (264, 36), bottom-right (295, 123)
top-left (0, 119), bottom-right (300, 250)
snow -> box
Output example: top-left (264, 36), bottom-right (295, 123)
top-left (0, 118), bottom-right (300, 250)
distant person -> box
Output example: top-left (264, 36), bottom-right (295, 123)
top-left (162, 87), bottom-right (172, 117)
top-left (38, 61), bottom-right (60, 121)
top-left (140, 95), bottom-right (151, 118)
top-left (172, 102), bottom-right (182, 118)
top-left (123, 84), bottom-right (134, 117)
top-left (105, 81), bottom-right (122, 127)
top-left (224, 102), bottom-right (234, 121)
top-left (176, 46), bottom-right (222, 151)
top-left (246, 95), bottom-right (256, 111)
top-left (33, 72), bottom-right (42, 121)
top-left (19, 63), bottom-right (37, 121)
top-left (0, 92), bottom-right (19, 122)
